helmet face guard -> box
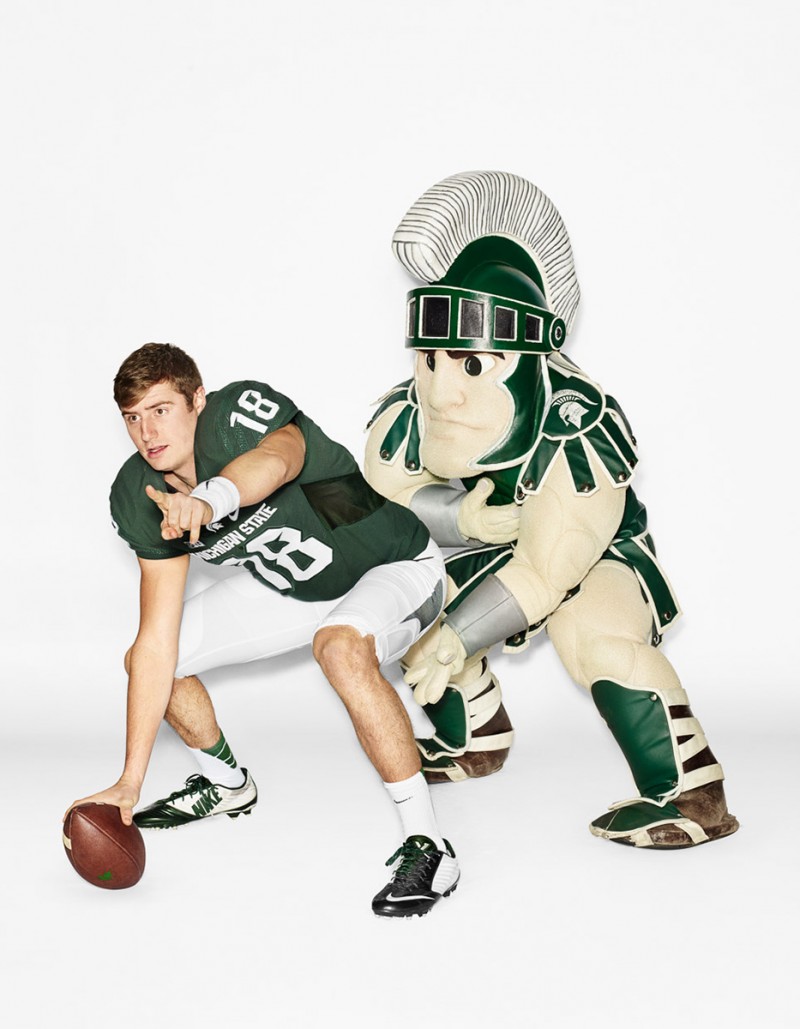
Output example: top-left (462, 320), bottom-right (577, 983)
top-left (405, 285), bottom-right (566, 356)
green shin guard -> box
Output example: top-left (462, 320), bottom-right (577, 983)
top-left (416, 661), bottom-right (514, 783)
top-left (589, 679), bottom-right (736, 848)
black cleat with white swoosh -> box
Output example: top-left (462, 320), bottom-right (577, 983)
top-left (133, 770), bottom-right (257, 829)
top-left (372, 835), bottom-right (459, 918)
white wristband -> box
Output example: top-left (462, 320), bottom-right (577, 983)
top-left (190, 476), bottom-right (241, 523)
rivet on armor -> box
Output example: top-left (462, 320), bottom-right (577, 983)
top-left (380, 449), bottom-right (390, 460)
top-left (663, 611), bottom-right (673, 621)
top-left (650, 694), bottom-right (658, 702)
top-left (406, 460), bottom-right (417, 470)
top-left (523, 479), bottom-right (534, 490)
top-left (580, 483), bottom-right (592, 493)
top-left (616, 472), bottom-right (627, 482)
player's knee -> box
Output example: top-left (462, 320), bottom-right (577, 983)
top-left (313, 624), bottom-right (377, 680)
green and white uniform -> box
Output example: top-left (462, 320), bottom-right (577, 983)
top-left (359, 170), bottom-right (738, 853)
top-left (111, 381), bottom-right (444, 674)
top-left (372, 368), bottom-right (680, 649)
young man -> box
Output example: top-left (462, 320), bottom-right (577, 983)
top-left (66, 342), bottom-right (460, 917)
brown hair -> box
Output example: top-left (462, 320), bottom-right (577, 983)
top-left (114, 343), bottom-right (203, 409)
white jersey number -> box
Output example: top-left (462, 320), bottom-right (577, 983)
top-left (224, 528), bottom-right (333, 591)
top-left (229, 389), bottom-right (280, 434)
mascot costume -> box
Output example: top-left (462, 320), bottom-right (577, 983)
top-left (365, 170), bottom-right (738, 848)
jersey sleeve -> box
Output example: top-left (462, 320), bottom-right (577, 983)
top-left (199, 381), bottom-right (300, 465)
top-left (109, 457), bottom-right (182, 561)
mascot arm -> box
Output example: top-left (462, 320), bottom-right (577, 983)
top-left (404, 452), bottom-right (624, 704)
top-left (496, 451), bottom-right (625, 628)
top-left (443, 451), bottom-right (626, 658)
top-left (364, 404), bottom-right (520, 546)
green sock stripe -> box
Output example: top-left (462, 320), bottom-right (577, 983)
top-left (202, 732), bottom-right (238, 769)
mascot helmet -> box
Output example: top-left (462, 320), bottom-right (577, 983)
top-left (393, 171), bottom-right (581, 470)
top-left (394, 170), bottom-right (579, 358)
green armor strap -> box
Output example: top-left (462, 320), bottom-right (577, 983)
top-left (591, 679), bottom-right (724, 809)
top-left (368, 381), bottom-right (424, 474)
top-left (416, 663), bottom-right (514, 770)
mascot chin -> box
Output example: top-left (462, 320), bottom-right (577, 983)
top-left (365, 170), bottom-right (738, 849)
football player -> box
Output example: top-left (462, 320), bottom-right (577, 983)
top-left (65, 342), bottom-right (460, 917)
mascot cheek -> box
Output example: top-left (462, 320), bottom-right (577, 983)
top-left (416, 358), bottom-right (518, 480)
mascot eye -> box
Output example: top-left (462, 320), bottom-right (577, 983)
top-left (425, 352), bottom-right (436, 372)
top-left (463, 354), bottom-right (496, 377)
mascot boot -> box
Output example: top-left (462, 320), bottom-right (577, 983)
top-left (406, 649), bottom-right (515, 783)
top-left (590, 678), bottom-right (739, 847)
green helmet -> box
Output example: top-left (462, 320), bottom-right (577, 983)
top-left (393, 171), bottom-right (581, 469)
top-left (404, 236), bottom-right (566, 356)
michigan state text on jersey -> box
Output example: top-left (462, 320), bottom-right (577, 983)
top-left (111, 380), bottom-right (430, 600)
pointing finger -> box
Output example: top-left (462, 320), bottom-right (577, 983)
top-left (189, 501), bottom-right (204, 545)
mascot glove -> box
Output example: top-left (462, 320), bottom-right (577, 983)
top-left (457, 478), bottom-right (520, 544)
top-left (403, 624), bottom-right (467, 706)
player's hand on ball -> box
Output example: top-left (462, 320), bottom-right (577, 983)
top-left (145, 484), bottom-right (212, 544)
top-left (457, 478), bottom-right (520, 544)
top-left (403, 624), bottom-right (467, 705)
top-left (64, 780), bottom-right (140, 827)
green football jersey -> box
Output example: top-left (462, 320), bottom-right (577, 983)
top-left (110, 380), bottom-right (430, 601)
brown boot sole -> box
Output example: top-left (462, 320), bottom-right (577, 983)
top-left (610, 812), bottom-right (740, 849)
top-left (423, 748), bottom-right (510, 784)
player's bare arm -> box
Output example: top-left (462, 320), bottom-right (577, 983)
top-left (221, 421), bottom-right (306, 503)
top-left (147, 423), bottom-right (307, 544)
top-left (64, 554), bottom-right (189, 824)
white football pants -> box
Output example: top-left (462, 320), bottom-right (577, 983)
top-left (175, 539), bottom-right (445, 677)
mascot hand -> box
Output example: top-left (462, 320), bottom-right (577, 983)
top-left (457, 478), bottom-right (520, 544)
top-left (403, 624), bottom-right (467, 705)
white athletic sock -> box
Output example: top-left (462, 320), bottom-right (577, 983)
top-left (383, 772), bottom-right (446, 850)
top-left (190, 731), bottom-right (246, 788)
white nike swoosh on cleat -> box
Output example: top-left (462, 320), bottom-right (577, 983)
top-left (385, 893), bottom-right (434, 902)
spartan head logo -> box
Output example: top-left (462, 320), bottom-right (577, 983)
top-left (551, 389), bottom-right (597, 429)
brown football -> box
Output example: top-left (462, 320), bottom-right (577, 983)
top-left (63, 803), bottom-right (146, 890)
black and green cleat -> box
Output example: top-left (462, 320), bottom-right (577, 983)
top-left (371, 835), bottom-right (460, 918)
top-left (133, 769), bottom-right (257, 829)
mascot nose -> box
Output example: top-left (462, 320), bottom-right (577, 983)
top-left (426, 357), bottom-right (464, 411)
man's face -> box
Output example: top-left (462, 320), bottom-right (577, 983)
top-left (120, 381), bottom-right (206, 481)
top-left (415, 350), bottom-right (518, 478)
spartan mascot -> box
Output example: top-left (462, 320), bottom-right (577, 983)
top-left (365, 171), bottom-right (738, 848)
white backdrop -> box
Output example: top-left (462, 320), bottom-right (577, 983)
top-left (1, 2), bottom-right (797, 1026)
